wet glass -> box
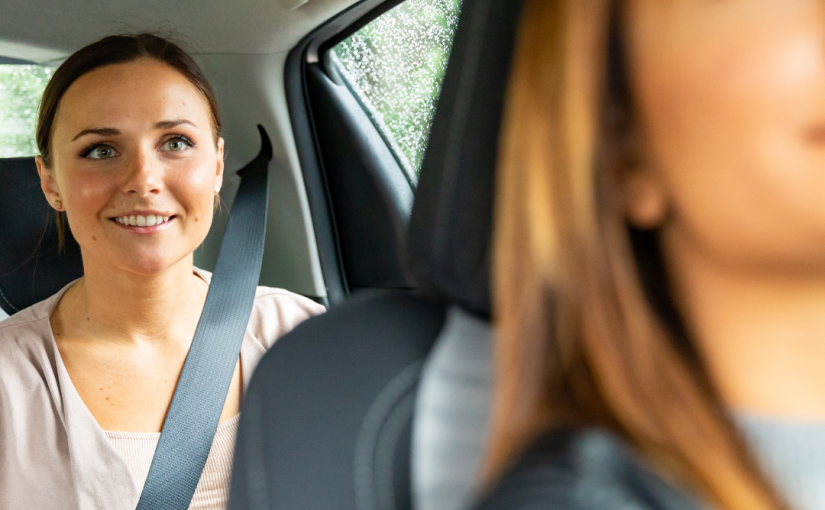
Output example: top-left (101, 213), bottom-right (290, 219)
top-left (333, 0), bottom-right (462, 181)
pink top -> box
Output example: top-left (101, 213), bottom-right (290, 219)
top-left (0, 268), bottom-right (325, 509)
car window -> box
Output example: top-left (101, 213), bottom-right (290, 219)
top-left (0, 64), bottom-right (53, 158)
top-left (332, 0), bottom-right (462, 182)
top-left (0, 64), bottom-right (52, 321)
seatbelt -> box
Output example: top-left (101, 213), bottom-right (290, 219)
top-left (136, 125), bottom-right (273, 510)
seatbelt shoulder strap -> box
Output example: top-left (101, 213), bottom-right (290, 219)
top-left (136, 125), bottom-right (273, 510)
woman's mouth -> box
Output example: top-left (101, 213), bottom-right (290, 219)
top-left (110, 214), bottom-right (176, 232)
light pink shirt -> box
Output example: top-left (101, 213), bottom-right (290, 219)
top-left (0, 268), bottom-right (325, 509)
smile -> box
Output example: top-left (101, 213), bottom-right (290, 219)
top-left (112, 214), bottom-right (173, 227)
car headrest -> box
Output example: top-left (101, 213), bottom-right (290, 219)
top-left (406, 0), bottom-right (524, 319)
top-left (0, 157), bottom-right (84, 315)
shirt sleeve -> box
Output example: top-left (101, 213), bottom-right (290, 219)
top-left (247, 287), bottom-right (327, 349)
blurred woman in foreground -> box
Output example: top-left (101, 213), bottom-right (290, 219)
top-left (481, 0), bottom-right (825, 508)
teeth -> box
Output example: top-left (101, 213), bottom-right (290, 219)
top-left (114, 214), bottom-right (172, 227)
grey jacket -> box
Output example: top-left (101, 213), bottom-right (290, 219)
top-left (473, 429), bottom-right (702, 510)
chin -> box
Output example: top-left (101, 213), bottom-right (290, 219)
top-left (120, 252), bottom-right (187, 276)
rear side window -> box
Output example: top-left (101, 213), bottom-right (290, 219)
top-left (332, 0), bottom-right (462, 180)
top-left (0, 64), bottom-right (53, 158)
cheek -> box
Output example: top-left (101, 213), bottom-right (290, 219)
top-left (633, 9), bottom-right (825, 269)
top-left (58, 169), bottom-right (118, 235)
top-left (171, 155), bottom-right (218, 223)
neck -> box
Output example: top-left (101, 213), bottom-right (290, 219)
top-left (65, 255), bottom-right (208, 345)
top-left (666, 232), bottom-right (825, 421)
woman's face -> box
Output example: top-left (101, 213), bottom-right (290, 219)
top-left (37, 59), bottom-right (224, 276)
top-left (623, 0), bottom-right (825, 277)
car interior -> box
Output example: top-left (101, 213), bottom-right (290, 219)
top-left (0, 0), bottom-right (518, 508)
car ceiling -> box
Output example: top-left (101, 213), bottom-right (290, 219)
top-left (0, 0), bottom-right (360, 63)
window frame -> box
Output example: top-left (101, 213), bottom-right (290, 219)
top-left (327, 51), bottom-right (417, 186)
top-left (323, 0), bottom-right (461, 184)
top-left (0, 56), bottom-right (38, 65)
top-left (286, 0), bottom-right (456, 306)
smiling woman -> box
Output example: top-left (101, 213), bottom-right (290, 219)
top-left (0, 34), bottom-right (324, 510)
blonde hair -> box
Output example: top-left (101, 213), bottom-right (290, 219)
top-left (487, 0), bottom-right (784, 508)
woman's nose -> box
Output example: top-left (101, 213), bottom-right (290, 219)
top-left (123, 146), bottom-right (163, 196)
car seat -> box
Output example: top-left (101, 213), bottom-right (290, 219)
top-left (0, 157), bottom-right (84, 316)
top-left (228, 1), bottom-right (524, 509)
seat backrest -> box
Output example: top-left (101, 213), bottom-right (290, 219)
top-left (0, 157), bottom-right (84, 316)
top-left (409, 1), bottom-right (523, 508)
top-left (228, 1), bottom-right (520, 508)
top-left (405, 0), bottom-right (518, 319)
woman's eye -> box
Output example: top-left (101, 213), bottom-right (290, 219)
top-left (161, 137), bottom-right (193, 152)
top-left (85, 145), bottom-right (118, 160)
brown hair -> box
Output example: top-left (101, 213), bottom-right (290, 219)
top-left (36, 33), bottom-right (222, 249)
top-left (487, 0), bottom-right (784, 508)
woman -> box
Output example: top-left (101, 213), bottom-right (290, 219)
top-left (480, 0), bottom-right (825, 509)
top-left (0, 34), bottom-right (324, 509)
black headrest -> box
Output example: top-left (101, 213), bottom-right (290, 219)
top-left (406, 0), bottom-right (524, 319)
top-left (0, 157), bottom-right (84, 315)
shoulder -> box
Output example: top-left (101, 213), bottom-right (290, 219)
top-left (0, 290), bottom-right (56, 329)
top-left (473, 429), bottom-right (702, 510)
top-left (0, 294), bottom-right (58, 354)
top-left (192, 267), bottom-right (325, 346)
top-left (247, 285), bottom-right (326, 349)
top-left (0, 278), bottom-right (74, 338)
top-left (0, 298), bottom-right (60, 409)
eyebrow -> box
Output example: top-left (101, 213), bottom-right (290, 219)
top-left (71, 120), bottom-right (197, 142)
top-left (155, 119), bottom-right (197, 130)
top-left (72, 127), bottom-right (120, 141)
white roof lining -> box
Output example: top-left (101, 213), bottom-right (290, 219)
top-left (0, 0), bottom-right (362, 63)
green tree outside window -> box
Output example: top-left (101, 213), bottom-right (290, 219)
top-left (0, 65), bottom-right (54, 158)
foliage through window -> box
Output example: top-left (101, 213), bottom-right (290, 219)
top-left (333, 0), bottom-right (462, 180)
top-left (0, 65), bottom-right (53, 158)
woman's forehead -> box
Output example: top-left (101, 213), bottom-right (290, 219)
top-left (53, 59), bottom-right (213, 140)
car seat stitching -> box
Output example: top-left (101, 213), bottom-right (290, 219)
top-left (376, 391), bottom-right (416, 510)
top-left (0, 285), bottom-right (19, 313)
top-left (241, 389), bottom-right (271, 510)
top-left (354, 360), bottom-right (424, 510)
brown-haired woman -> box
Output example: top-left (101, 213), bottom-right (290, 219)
top-left (0, 34), bottom-right (323, 509)
top-left (478, 0), bottom-right (825, 509)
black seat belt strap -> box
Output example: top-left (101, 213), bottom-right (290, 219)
top-left (136, 125), bottom-right (272, 510)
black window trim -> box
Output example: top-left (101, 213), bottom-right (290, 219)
top-left (0, 56), bottom-right (38, 65)
top-left (285, 0), bottom-right (413, 308)
top-left (326, 52), bottom-right (417, 186)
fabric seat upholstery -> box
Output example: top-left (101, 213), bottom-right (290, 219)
top-left (0, 157), bottom-right (84, 316)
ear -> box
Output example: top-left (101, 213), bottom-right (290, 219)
top-left (620, 164), bottom-right (669, 229)
top-left (36, 155), bottom-right (63, 211)
top-left (214, 137), bottom-right (225, 194)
